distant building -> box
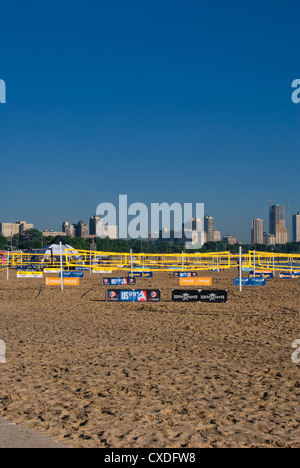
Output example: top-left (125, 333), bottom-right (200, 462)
top-left (75, 221), bottom-right (89, 238)
top-left (264, 232), bottom-right (276, 246)
top-left (95, 217), bottom-right (118, 240)
top-left (89, 216), bottom-right (100, 236)
top-left (269, 204), bottom-right (288, 244)
top-left (62, 222), bottom-right (75, 237)
top-left (204, 216), bottom-right (215, 242)
top-left (223, 235), bottom-right (237, 245)
top-left (0, 220), bottom-right (34, 237)
top-left (213, 230), bottom-right (221, 242)
top-left (251, 218), bottom-right (264, 245)
top-left (293, 212), bottom-right (300, 242)
top-left (43, 230), bottom-right (65, 238)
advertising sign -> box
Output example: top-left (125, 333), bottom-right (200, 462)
top-left (234, 277), bottom-right (266, 286)
top-left (128, 272), bottom-right (153, 278)
top-left (279, 272), bottom-right (299, 279)
top-left (17, 271), bottom-right (43, 278)
top-left (46, 278), bottom-right (80, 286)
top-left (44, 268), bottom-right (61, 273)
top-left (106, 289), bottom-right (161, 302)
top-left (172, 290), bottom-right (201, 302)
top-left (173, 272), bottom-right (198, 277)
top-left (249, 272), bottom-right (273, 279)
top-left (60, 272), bottom-right (84, 278)
top-left (102, 277), bottom-right (136, 286)
top-left (199, 290), bottom-right (228, 303)
top-left (180, 277), bottom-right (212, 286)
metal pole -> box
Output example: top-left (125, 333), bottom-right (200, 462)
top-left (60, 242), bottom-right (64, 291)
top-left (253, 250), bottom-right (256, 278)
top-left (7, 251), bottom-right (9, 281)
top-left (239, 246), bottom-right (242, 292)
top-left (130, 249), bottom-right (133, 275)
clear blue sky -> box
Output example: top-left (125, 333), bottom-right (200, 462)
top-left (0, 0), bottom-right (299, 243)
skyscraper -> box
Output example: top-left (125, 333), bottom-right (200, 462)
top-left (204, 216), bottom-right (215, 242)
top-left (89, 216), bottom-right (100, 236)
top-left (269, 204), bottom-right (288, 244)
top-left (293, 212), bottom-right (300, 242)
top-left (251, 218), bottom-right (264, 245)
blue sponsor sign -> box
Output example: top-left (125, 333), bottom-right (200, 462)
top-left (106, 289), bottom-right (160, 302)
top-left (128, 271), bottom-right (153, 278)
top-left (279, 272), bottom-right (299, 279)
top-left (60, 272), bottom-right (84, 278)
top-left (234, 277), bottom-right (266, 286)
top-left (75, 267), bottom-right (90, 271)
top-left (120, 290), bottom-right (146, 302)
top-left (249, 272), bottom-right (273, 279)
top-left (102, 277), bottom-right (136, 286)
top-left (173, 272), bottom-right (198, 277)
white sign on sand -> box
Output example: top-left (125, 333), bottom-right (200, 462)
top-left (0, 340), bottom-right (6, 364)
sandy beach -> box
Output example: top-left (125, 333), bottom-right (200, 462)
top-left (0, 268), bottom-right (299, 448)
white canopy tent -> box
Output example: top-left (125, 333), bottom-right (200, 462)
top-left (37, 236), bottom-right (80, 262)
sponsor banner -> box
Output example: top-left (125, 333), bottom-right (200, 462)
top-left (199, 290), bottom-right (228, 303)
top-left (180, 277), bottom-right (212, 286)
top-left (102, 277), bottom-right (136, 286)
top-left (173, 272), bottom-right (198, 277)
top-left (279, 272), bottom-right (299, 279)
top-left (46, 277), bottom-right (80, 286)
top-left (93, 270), bottom-right (113, 274)
top-left (241, 268), bottom-right (254, 272)
top-left (172, 290), bottom-right (201, 302)
top-left (106, 289), bottom-right (161, 302)
top-left (249, 272), bottom-right (273, 279)
top-left (128, 272), bottom-right (153, 278)
top-left (76, 267), bottom-right (91, 271)
top-left (17, 265), bottom-right (39, 271)
top-left (44, 268), bottom-right (61, 273)
top-left (17, 271), bottom-right (43, 278)
top-left (60, 272), bottom-right (84, 278)
top-left (256, 269), bottom-right (273, 274)
top-left (234, 277), bottom-right (266, 286)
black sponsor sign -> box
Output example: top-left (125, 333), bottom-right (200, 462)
top-left (172, 290), bottom-right (201, 302)
top-left (199, 290), bottom-right (227, 303)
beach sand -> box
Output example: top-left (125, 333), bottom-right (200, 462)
top-left (0, 269), bottom-right (299, 448)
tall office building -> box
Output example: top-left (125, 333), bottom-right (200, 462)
top-left (204, 216), bottom-right (215, 242)
top-left (75, 221), bottom-right (89, 238)
top-left (293, 212), bottom-right (300, 242)
top-left (89, 216), bottom-right (100, 236)
top-left (269, 204), bottom-right (288, 244)
top-left (251, 218), bottom-right (264, 245)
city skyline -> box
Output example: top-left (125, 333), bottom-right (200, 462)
top-left (1, 200), bottom-right (299, 246)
